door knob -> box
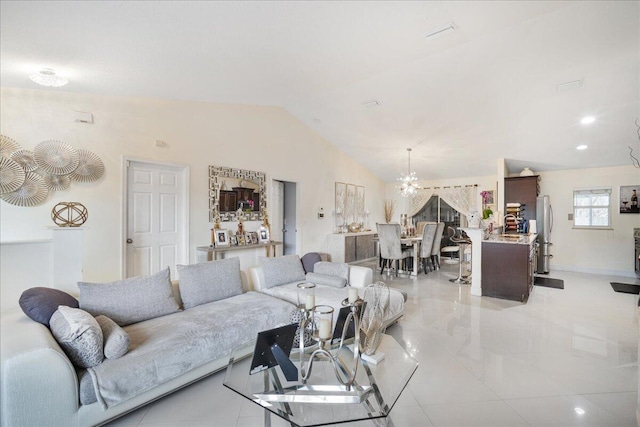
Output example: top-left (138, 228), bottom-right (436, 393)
top-left (126, 238), bottom-right (133, 244)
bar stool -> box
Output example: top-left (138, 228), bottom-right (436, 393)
top-left (449, 228), bottom-right (471, 285)
top-left (441, 226), bottom-right (460, 265)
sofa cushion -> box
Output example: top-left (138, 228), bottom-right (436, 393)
top-left (88, 292), bottom-right (295, 409)
top-left (314, 261), bottom-right (349, 283)
top-left (95, 315), bottom-right (130, 359)
top-left (301, 252), bottom-right (322, 273)
top-left (259, 255), bottom-right (306, 288)
top-left (176, 258), bottom-right (243, 309)
top-left (50, 306), bottom-right (104, 368)
top-left (78, 267), bottom-right (180, 326)
top-left (306, 272), bottom-right (347, 288)
top-left (19, 287), bottom-right (79, 326)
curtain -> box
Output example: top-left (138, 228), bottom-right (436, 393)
top-left (407, 186), bottom-right (477, 218)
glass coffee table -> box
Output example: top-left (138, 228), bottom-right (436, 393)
top-left (224, 334), bottom-right (418, 426)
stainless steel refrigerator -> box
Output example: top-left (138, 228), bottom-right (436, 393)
top-left (536, 195), bottom-right (553, 274)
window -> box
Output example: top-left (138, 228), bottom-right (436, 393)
top-left (573, 188), bottom-right (612, 228)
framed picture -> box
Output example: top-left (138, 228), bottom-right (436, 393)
top-left (250, 231), bottom-right (259, 244)
top-left (214, 229), bottom-right (230, 247)
top-left (229, 235), bottom-right (238, 246)
top-left (620, 185), bottom-right (639, 214)
top-left (258, 226), bottom-right (270, 243)
top-left (244, 232), bottom-right (253, 245)
top-left (237, 233), bottom-right (246, 245)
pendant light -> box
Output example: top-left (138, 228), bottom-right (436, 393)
top-left (398, 148), bottom-right (421, 197)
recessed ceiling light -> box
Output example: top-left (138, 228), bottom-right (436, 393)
top-left (576, 144), bottom-right (588, 150)
top-left (580, 116), bottom-right (595, 125)
top-left (574, 407), bottom-right (585, 415)
top-left (424, 23), bottom-right (457, 40)
top-left (28, 68), bottom-right (69, 87)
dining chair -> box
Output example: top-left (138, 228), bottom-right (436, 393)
top-left (429, 222), bottom-right (446, 270)
top-left (376, 223), bottom-right (413, 276)
top-left (419, 223), bottom-right (437, 273)
top-left (415, 221), bottom-right (435, 238)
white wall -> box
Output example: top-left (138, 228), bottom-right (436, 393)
top-left (538, 165), bottom-right (638, 277)
top-left (0, 88), bottom-right (385, 293)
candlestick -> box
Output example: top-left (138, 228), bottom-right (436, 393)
top-left (348, 287), bottom-right (358, 303)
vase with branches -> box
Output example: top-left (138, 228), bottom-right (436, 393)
top-left (383, 200), bottom-right (396, 223)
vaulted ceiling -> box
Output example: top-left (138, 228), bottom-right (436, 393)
top-left (1, 1), bottom-right (638, 181)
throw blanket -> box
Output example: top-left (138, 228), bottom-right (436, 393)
top-left (88, 291), bottom-right (294, 409)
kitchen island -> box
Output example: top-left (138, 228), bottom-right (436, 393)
top-left (481, 233), bottom-right (537, 302)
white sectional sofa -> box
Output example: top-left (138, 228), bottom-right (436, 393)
top-left (0, 255), bottom-right (397, 427)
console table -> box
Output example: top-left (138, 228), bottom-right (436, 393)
top-left (197, 241), bottom-right (282, 261)
top-left (328, 231), bottom-right (377, 263)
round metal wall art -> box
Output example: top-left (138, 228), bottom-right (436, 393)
top-left (1, 172), bottom-right (48, 206)
top-left (44, 174), bottom-right (71, 191)
top-left (0, 135), bottom-right (21, 158)
top-left (51, 202), bottom-right (88, 227)
top-left (69, 149), bottom-right (104, 182)
top-left (0, 156), bottom-right (26, 194)
top-left (33, 140), bottom-right (80, 176)
top-left (10, 149), bottom-right (38, 172)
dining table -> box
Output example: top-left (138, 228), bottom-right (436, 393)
top-left (374, 235), bottom-right (423, 277)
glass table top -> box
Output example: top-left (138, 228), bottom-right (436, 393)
top-left (223, 334), bottom-right (418, 426)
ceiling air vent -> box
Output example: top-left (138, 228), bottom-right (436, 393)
top-left (424, 23), bottom-right (457, 40)
top-left (361, 100), bottom-right (381, 108)
top-left (556, 80), bottom-right (582, 92)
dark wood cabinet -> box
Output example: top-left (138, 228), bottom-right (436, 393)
top-left (219, 191), bottom-right (237, 212)
top-left (482, 241), bottom-right (536, 302)
top-left (504, 176), bottom-right (539, 223)
top-left (219, 187), bottom-right (259, 212)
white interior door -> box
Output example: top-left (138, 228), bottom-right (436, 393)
top-left (126, 160), bottom-right (188, 279)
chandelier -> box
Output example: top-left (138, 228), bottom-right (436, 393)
top-left (398, 148), bottom-right (421, 197)
top-left (29, 68), bottom-right (69, 88)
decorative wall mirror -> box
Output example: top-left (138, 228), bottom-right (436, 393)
top-left (209, 166), bottom-right (266, 222)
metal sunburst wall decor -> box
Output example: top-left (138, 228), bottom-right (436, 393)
top-left (0, 134), bottom-right (105, 207)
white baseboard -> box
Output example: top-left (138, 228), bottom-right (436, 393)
top-left (550, 264), bottom-right (638, 279)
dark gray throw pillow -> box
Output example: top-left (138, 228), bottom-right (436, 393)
top-left (49, 306), bottom-right (104, 368)
top-left (176, 258), bottom-right (243, 309)
top-left (301, 252), bottom-right (322, 273)
top-left (19, 287), bottom-right (79, 326)
top-left (78, 267), bottom-right (180, 326)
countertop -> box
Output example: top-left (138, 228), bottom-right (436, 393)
top-left (483, 233), bottom-right (538, 245)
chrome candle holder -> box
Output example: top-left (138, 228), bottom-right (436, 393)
top-left (300, 305), bottom-right (336, 383)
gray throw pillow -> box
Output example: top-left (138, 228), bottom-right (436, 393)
top-left (19, 287), bottom-right (79, 326)
top-left (314, 261), bottom-right (349, 283)
top-left (259, 255), bottom-right (306, 288)
top-left (95, 315), bottom-right (130, 359)
top-left (78, 267), bottom-right (180, 326)
top-left (49, 306), bottom-right (104, 368)
top-left (176, 258), bottom-right (243, 309)
top-left (301, 252), bottom-right (322, 273)
top-left (306, 272), bottom-right (347, 288)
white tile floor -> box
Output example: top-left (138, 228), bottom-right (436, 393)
top-left (108, 261), bottom-right (639, 427)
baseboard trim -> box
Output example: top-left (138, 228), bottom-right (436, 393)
top-left (551, 264), bottom-right (638, 279)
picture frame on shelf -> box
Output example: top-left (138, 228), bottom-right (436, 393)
top-left (237, 233), bottom-right (246, 245)
top-left (229, 234), bottom-right (238, 246)
top-left (250, 231), bottom-right (259, 244)
top-left (214, 229), bottom-right (230, 247)
top-left (258, 225), bottom-right (270, 243)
